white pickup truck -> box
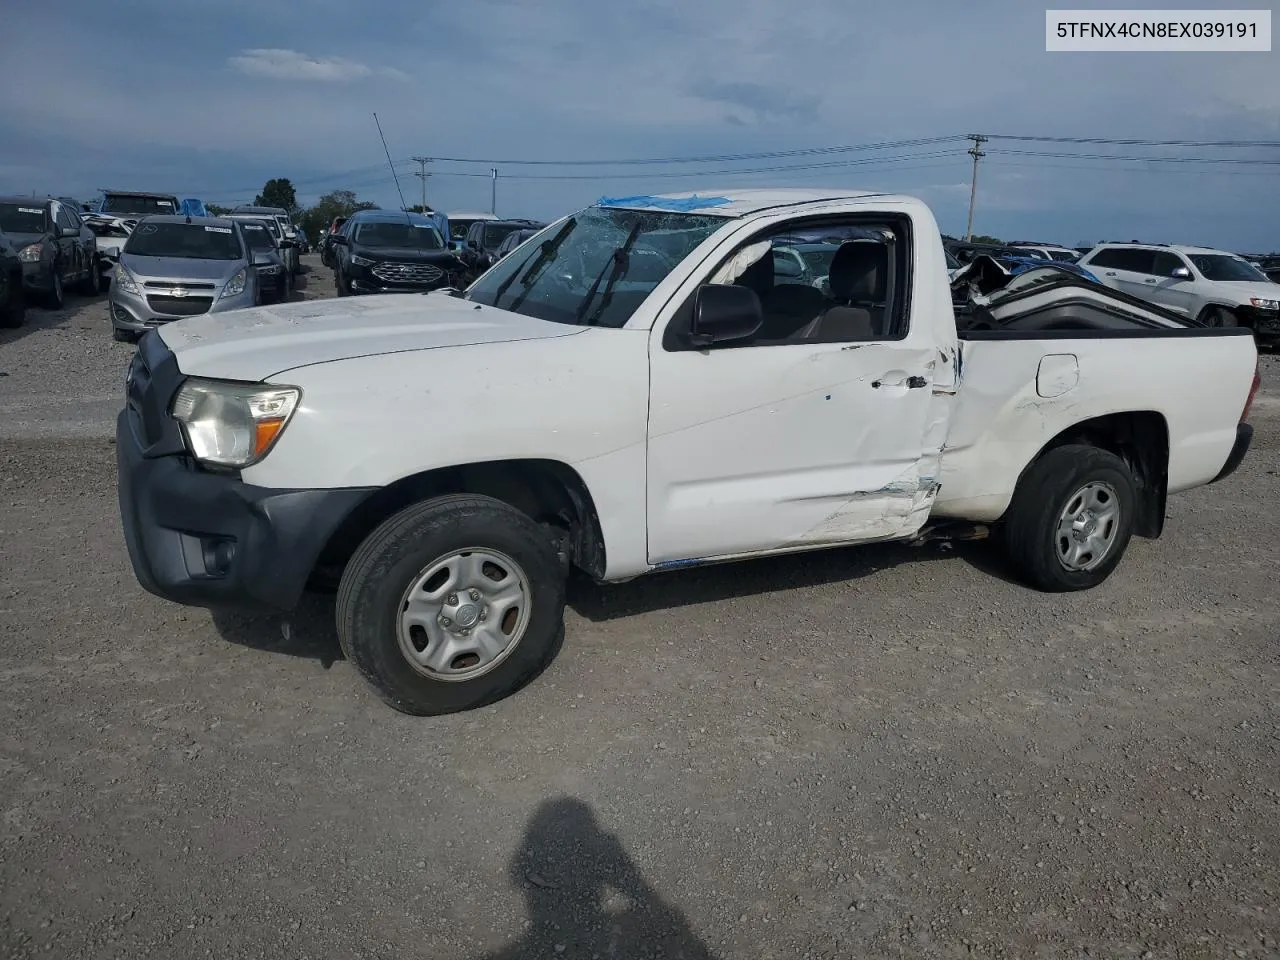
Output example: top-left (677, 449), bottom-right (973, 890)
top-left (115, 188), bottom-right (1261, 716)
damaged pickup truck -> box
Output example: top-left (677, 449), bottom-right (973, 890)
top-left (115, 189), bottom-right (1261, 716)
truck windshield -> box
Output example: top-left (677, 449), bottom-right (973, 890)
top-left (1188, 254), bottom-right (1269, 283)
top-left (102, 194), bottom-right (178, 216)
top-left (124, 222), bottom-right (244, 260)
top-left (465, 206), bottom-right (725, 327)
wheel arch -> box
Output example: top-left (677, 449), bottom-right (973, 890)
top-left (311, 458), bottom-right (608, 589)
top-left (1008, 410), bottom-right (1170, 538)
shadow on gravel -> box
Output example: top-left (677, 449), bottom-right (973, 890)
top-left (209, 593), bottom-right (344, 666)
top-left (568, 537), bottom-right (1016, 622)
top-left (474, 797), bottom-right (719, 960)
top-left (0, 290), bottom-right (108, 348)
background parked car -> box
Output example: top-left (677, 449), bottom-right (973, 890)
top-left (1078, 242), bottom-right (1280, 338)
top-left (1007, 241), bottom-right (1081, 262)
top-left (461, 218), bottom-right (545, 275)
top-left (108, 215), bottom-right (259, 342)
top-left (230, 205), bottom-right (302, 274)
top-left (318, 216), bottom-right (348, 268)
top-left (445, 210), bottom-right (499, 251)
top-left (330, 209), bottom-right (465, 296)
top-left (0, 227), bottom-right (25, 328)
top-left (229, 211), bottom-right (300, 276)
top-left (235, 217), bottom-right (293, 303)
top-left (491, 226), bottom-right (545, 264)
top-left (0, 195), bottom-right (103, 308)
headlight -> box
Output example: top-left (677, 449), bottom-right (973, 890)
top-left (18, 243), bottom-right (44, 262)
top-left (350, 254), bottom-right (375, 266)
top-left (114, 264), bottom-right (139, 294)
top-left (170, 379), bottom-right (300, 468)
top-left (219, 267), bottom-right (248, 299)
top-left (1249, 297), bottom-right (1279, 310)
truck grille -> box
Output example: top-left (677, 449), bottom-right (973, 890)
top-left (371, 262), bottom-right (444, 285)
top-left (146, 295), bottom-right (214, 317)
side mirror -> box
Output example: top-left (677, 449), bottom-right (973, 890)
top-left (688, 284), bottom-right (763, 348)
top-left (330, 234), bottom-right (348, 245)
top-left (1171, 266), bottom-right (1191, 280)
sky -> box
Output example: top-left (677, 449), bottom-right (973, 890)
top-left (1, 0), bottom-right (1277, 250)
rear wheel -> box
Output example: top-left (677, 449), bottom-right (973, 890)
top-left (45, 270), bottom-right (65, 310)
top-left (78, 256), bottom-right (103, 295)
top-left (336, 495), bottom-right (567, 715)
top-left (1000, 444), bottom-right (1137, 592)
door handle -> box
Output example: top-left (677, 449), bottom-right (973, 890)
top-left (1104, 271), bottom-right (1116, 277)
top-left (1143, 278), bottom-right (1156, 284)
top-left (873, 376), bottom-right (928, 389)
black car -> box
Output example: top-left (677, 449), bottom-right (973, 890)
top-left (0, 196), bottom-right (103, 308)
top-left (319, 216), bottom-right (348, 268)
top-left (461, 218), bottom-right (545, 275)
top-left (330, 211), bottom-right (465, 296)
top-left (236, 218), bottom-right (293, 303)
top-left (491, 226), bottom-right (544, 264)
top-left (0, 227), bottom-right (25, 328)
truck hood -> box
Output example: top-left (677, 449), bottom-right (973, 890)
top-left (158, 292), bottom-right (585, 381)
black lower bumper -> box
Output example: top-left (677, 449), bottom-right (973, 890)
top-left (116, 410), bottom-right (374, 610)
top-left (1210, 423), bottom-right (1253, 484)
top-left (1238, 305), bottom-right (1280, 342)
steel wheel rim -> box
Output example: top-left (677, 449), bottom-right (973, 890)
top-left (1054, 480), bottom-right (1121, 572)
top-left (395, 547), bottom-right (533, 683)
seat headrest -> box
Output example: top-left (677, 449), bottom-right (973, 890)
top-left (828, 242), bottom-right (887, 302)
top-left (734, 248), bottom-right (774, 294)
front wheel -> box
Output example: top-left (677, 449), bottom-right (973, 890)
top-left (45, 270), bottom-right (65, 310)
top-left (336, 494), bottom-right (567, 715)
top-left (1200, 305), bottom-right (1237, 328)
top-left (999, 444), bottom-right (1137, 591)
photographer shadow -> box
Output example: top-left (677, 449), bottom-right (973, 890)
top-left (476, 797), bottom-right (719, 960)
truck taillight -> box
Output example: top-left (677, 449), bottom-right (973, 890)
top-left (1241, 363), bottom-right (1261, 423)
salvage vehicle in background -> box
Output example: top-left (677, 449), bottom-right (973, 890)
top-left (460, 218), bottom-right (545, 276)
top-left (446, 210), bottom-right (498, 251)
top-left (491, 226), bottom-right (544, 264)
top-left (0, 227), bottom-right (25, 329)
top-left (235, 218), bottom-right (293, 303)
top-left (114, 187), bottom-right (1259, 717)
top-left (85, 190), bottom-right (183, 268)
top-left (108, 215), bottom-right (259, 343)
top-left (0, 195), bottom-right (103, 308)
top-left (1079, 242), bottom-right (1280, 343)
top-left (319, 216), bottom-right (348, 267)
top-left (230, 206), bottom-right (301, 275)
top-left (329, 209), bottom-right (465, 296)
top-left (1008, 241), bottom-right (1081, 262)
top-left (228, 211), bottom-right (300, 277)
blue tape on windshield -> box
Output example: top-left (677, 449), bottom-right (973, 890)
top-left (596, 194), bottom-right (733, 212)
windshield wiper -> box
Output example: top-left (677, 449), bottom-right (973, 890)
top-left (491, 217), bottom-right (576, 313)
top-left (574, 221), bottom-right (643, 326)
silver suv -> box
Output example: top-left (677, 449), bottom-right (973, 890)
top-left (1079, 242), bottom-right (1280, 342)
top-left (109, 215), bottom-right (259, 343)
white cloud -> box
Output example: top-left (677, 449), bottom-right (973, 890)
top-left (227, 48), bottom-right (406, 82)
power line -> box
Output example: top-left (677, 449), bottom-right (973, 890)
top-left (986, 134), bottom-right (1280, 148)
top-left (987, 148), bottom-right (1280, 166)
top-left (423, 136), bottom-right (967, 166)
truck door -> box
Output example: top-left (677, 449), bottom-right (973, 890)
top-left (645, 217), bottom-right (954, 566)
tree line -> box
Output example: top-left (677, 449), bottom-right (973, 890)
top-left (207, 178), bottom-right (385, 243)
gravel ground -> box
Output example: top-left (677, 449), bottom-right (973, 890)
top-left (1, 260), bottom-right (1278, 959)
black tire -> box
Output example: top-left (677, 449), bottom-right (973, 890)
top-left (0, 273), bottom-right (24, 328)
top-left (112, 326), bottom-right (136, 343)
top-left (336, 494), bottom-right (567, 715)
top-left (334, 268), bottom-right (350, 297)
top-left (999, 444), bottom-right (1137, 592)
top-left (79, 257), bottom-right (103, 295)
top-left (45, 270), bottom-right (65, 310)
top-left (1200, 305), bottom-right (1237, 328)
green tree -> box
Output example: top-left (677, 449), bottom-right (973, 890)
top-left (297, 189), bottom-right (378, 244)
top-left (254, 178), bottom-right (298, 213)
top-left (970, 234), bottom-right (1002, 245)
top-left (205, 202), bottom-right (232, 216)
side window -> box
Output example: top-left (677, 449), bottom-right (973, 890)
top-left (53, 205), bottom-right (72, 231)
top-left (1116, 248), bottom-right (1157, 274)
top-left (664, 217), bottom-right (909, 350)
top-left (1150, 251), bottom-right (1185, 277)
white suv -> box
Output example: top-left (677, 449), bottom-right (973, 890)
top-left (1079, 242), bottom-right (1280, 340)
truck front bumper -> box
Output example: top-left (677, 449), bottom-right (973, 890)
top-left (115, 338), bottom-right (374, 610)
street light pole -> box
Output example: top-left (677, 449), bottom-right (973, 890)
top-left (964, 134), bottom-right (987, 241)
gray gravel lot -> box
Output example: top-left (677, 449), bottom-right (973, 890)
top-left (2, 256), bottom-right (1278, 959)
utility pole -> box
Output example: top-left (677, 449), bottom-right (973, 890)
top-left (490, 168), bottom-right (498, 215)
top-left (964, 134), bottom-right (987, 241)
top-left (410, 156), bottom-right (431, 211)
